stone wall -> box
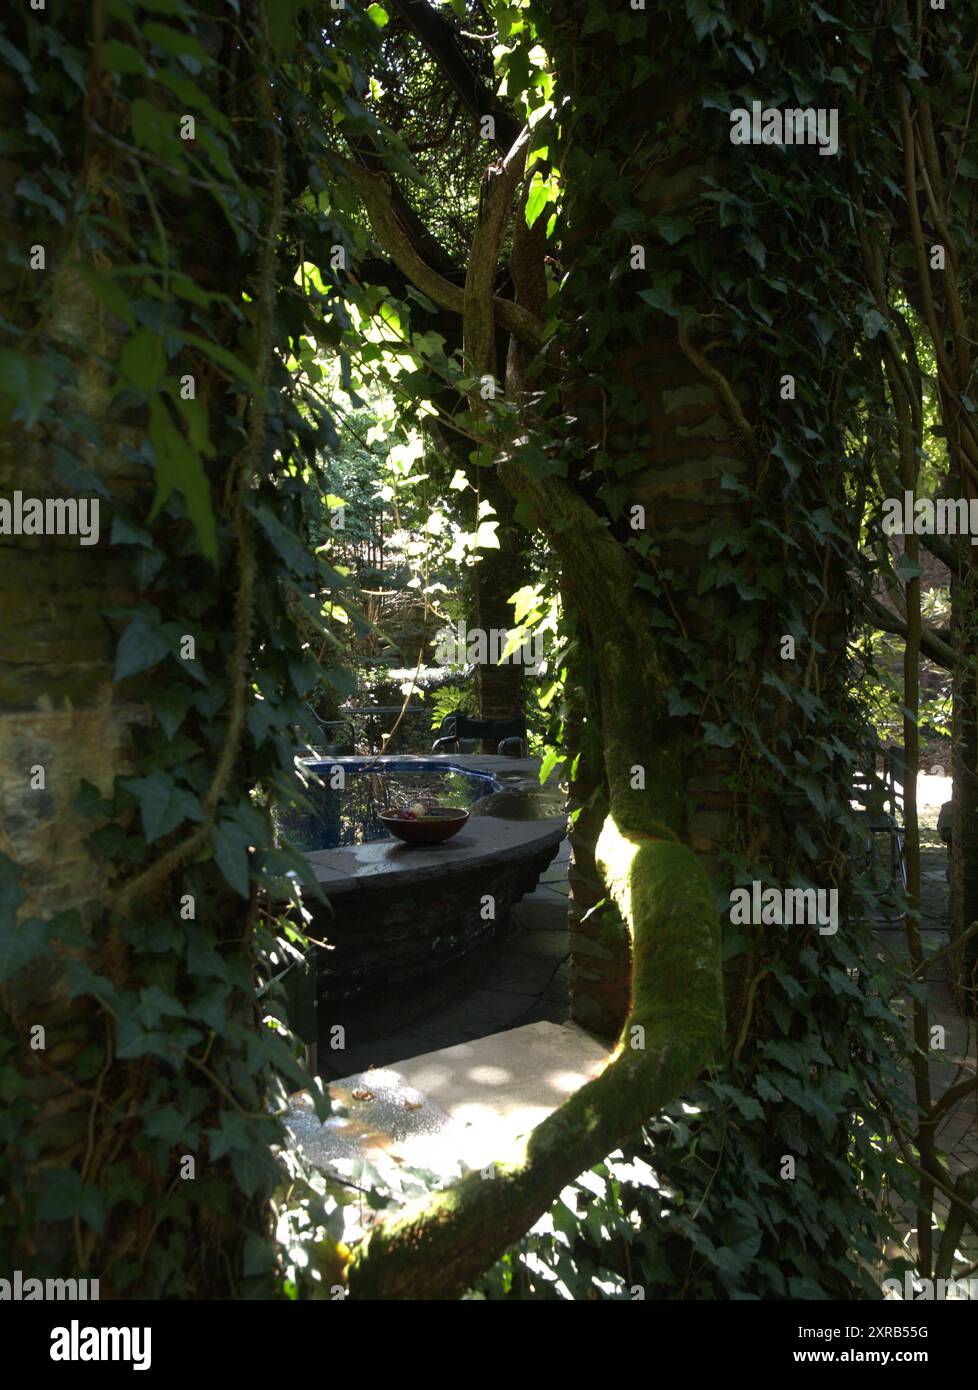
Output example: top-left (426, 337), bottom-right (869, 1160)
top-left (313, 838), bottom-right (559, 1050)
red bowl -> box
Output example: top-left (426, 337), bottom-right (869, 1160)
top-left (379, 808), bottom-right (469, 846)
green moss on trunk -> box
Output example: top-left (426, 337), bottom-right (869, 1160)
top-left (347, 812), bottom-right (723, 1299)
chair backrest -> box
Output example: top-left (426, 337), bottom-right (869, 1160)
top-left (883, 746), bottom-right (905, 817)
top-left (300, 707), bottom-right (355, 754)
top-left (433, 711), bottom-right (527, 754)
top-left (441, 712), bottom-right (526, 742)
top-left (851, 769), bottom-right (887, 818)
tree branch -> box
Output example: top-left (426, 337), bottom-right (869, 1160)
top-left (338, 155), bottom-right (543, 354)
top-left (505, 176), bottom-right (549, 400)
top-left (860, 592), bottom-right (958, 671)
top-left (464, 125), bottom-right (532, 378)
top-left (346, 142), bottom-right (456, 276)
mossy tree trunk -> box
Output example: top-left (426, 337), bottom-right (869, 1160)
top-left (342, 0), bottom-right (876, 1298)
top-left (342, 75), bottom-right (730, 1293)
top-left (0, 5), bottom-right (281, 1294)
top-left (0, 25), bottom-right (146, 1279)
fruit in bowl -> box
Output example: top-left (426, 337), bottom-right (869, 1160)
top-left (380, 806), bottom-right (469, 845)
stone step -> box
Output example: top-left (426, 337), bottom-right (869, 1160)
top-left (392, 1020), bottom-right (608, 1164)
top-left (286, 1021), bottom-right (609, 1178)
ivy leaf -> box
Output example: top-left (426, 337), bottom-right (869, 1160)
top-left (116, 1011), bottom-right (199, 1060)
top-left (794, 822), bottom-right (821, 859)
top-left (147, 685), bottom-right (195, 740)
top-left (0, 350), bottom-right (57, 428)
top-left (148, 396), bottom-right (217, 562)
top-left (0, 855), bottom-right (50, 981)
top-left (185, 927), bottom-right (230, 984)
top-left (113, 1014), bottom-right (167, 1060)
top-left (638, 273), bottom-right (682, 316)
top-left (252, 502), bottom-right (314, 576)
top-left (46, 909), bottom-right (89, 949)
top-left (143, 1106), bottom-right (192, 1147)
top-left (64, 959), bottom-right (118, 1004)
top-left (685, 0), bottom-right (724, 41)
top-left (101, 40), bottom-right (149, 76)
top-left (244, 1232), bottom-right (276, 1277)
top-left (808, 312), bottom-right (836, 354)
top-left (15, 176), bottom-right (66, 225)
top-left (231, 1145), bottom-right (273, 1199)
top-left (136, 986), bottom-right (188, 1028)
top-left (653, 214), bottom-right (695, 245)
top-left (512, 441), bottom-right (566, 479)
top-left (755, 1074), bottom-right (783, 1104)
top-left (53, 445), bottom-right (112, 499)
top-left (208, 1110), bottom-right (253, 1161)
top-left (105, 1161), bottom-right (146, 1208)
top-left (862, 307), bottom-right (888, 340)
top-left (114, 617), bottom-right (171, 681)
top-left (246, 696), bottom-right (279, 747)
top-left (0, 916), bottom-right (49, 982)
top-left (0, 36), bottom-right (37, 94)
top-left (0, 851), bottom-right (27, 927)
top-left (35, 1169), bottom-right (107, 1234)
top-left (121, 916), bottom-right (181, 955)
top-left (710, 1081), bottom-right (765, 1121)
top-left (120, 770), bottom-right (205, 843)
top-left (260, 1030), bottom-right (321, 1102)
top-left (611, 207), bottom-right (645, 233)
top-left (524, 172), bottom-right (551, 229)
top-left (323, 664), bottom-right (357, 700)
top-left (788, 1275), bottom-right (830, 1300)
top-left (143, 22), bottom-right (210, 68)
top-left (192, 980), bottom-right (231, 1034)
top-left (110, 513), bottom-right (154, 548)
top-left (743, 235), bottom-right (766, 269)
top-left (267, 0), bottom-right (308, 55)
top-left (120, 328), bottom-right (166, 390)
top-left (666, 691), bottom-right (698, 716)
top-left (474, 520), bottom-right (500, 549)
top-left (212, 819), bottom-right (252, 898)
top-left (178, 330), bottom-right (258, 388)
top-left (130, 97), bottom-right (180, 158)
top-left (760, 1039), bottom-right (810, 1075)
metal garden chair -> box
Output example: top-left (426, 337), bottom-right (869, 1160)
top-left (852, 746), bottom-right (908, 924)
top-left (432, 711), bottom-right (528, 757)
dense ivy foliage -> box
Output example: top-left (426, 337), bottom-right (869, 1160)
top-left (0, 0), bottom-right (389, 1296)
top-left (453, 0), bottom-right (973, 1298)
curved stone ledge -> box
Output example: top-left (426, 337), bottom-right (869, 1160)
top-left (294, 756), bottom-right (566, 1053)
top-left (305, 812), bottom-right (566, 896)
